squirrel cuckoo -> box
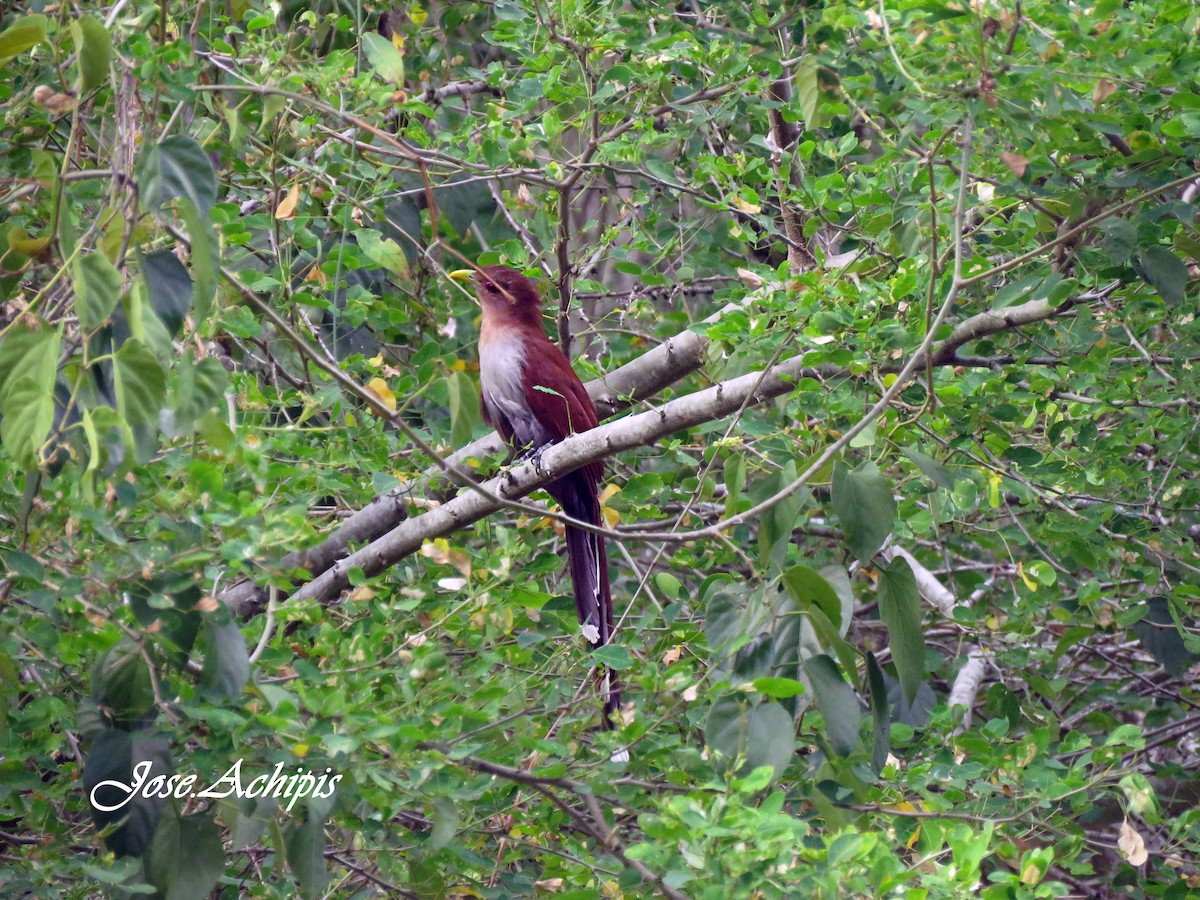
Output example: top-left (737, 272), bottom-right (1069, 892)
top-left (449, 265), bottom-right (622, 736)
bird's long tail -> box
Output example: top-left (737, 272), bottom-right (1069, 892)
top-left (554, 472), bottom-right (621, 729)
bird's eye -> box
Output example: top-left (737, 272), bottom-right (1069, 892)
top-left (484, 283), bottom-right (497, 293)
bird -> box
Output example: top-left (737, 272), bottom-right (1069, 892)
top-left (449, 265), bottom-right (623, 738)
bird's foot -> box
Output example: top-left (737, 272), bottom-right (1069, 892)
top-left (515, 443), bottom-right (549, 475)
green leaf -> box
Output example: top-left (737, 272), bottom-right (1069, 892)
top-left (74, 252), bottom-right (122, 331)
top-left (114, 339), bottom-right (166, 426)
top-left (877, 557), bottom-right (925, 704)
top-left (0, 375), bottom-right (55, 466)
top-left (141, 250), bottom-right (193, 336)
top-left (0, 14), bottom-right (47, 61)
top-left (180, 201), bottom-right (216, 326)
top-left (174, 356), bottom-right (229, 429)
top-left (429, 797), bottom-right (458, 853)
top-left (146, 808), bottom-right (225, 900)
top-left (723, 451), bottom-right (746, 519)
top-left (361, 32), bottom-right (405, 83)
top-left (758, 459), bottom-right (806, 571)
top-left (591, 644), bottom-right (632, 670)
top-left (1098, 219), bottom-right (1137, 264)
top-left (1136, 245), bottom-right (1188, 304)
top-left (448, 370), bottom-right (480, 448)
top-left (286, 816), bottom-right (329, 899)
top-left (864, 651), bottom-right (891, 773)
top-left (705, 698), bottom-right (795, 781)
top-left (903, 445), bottom-right (956, 490)
top-left (138, 136), bottom-right (218, 217)
top-left (803, 654), bottom-right (861, 757)
top-left (356, 227), bottom-right (408, 275)
top-left (91, 638), bottom-right (156, 728)
top-left (2, 549), bottom-right (44, 582)
top-left (71, 14), bottom-right (112, 93)
top-left (782, 564), bottom-right (846, 634)
top-left (82, 732), bottom-right (172, 857)
top-left (794, 56), bottom-right (820, 131)
top-left (0, 322), bottom-right (60, 400)
top-left (1133, 597), bottom-right (1198, 676)
top-left (200, 615), bottom-right (250, 699)
top-left (831, 460), bottom-right (896, 561)
top-left (751, 676), bottom-right (806, 698)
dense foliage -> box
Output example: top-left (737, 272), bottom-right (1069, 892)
top-left (2, 0), bottom-right (1198, 897)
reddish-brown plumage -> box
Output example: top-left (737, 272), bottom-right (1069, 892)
top-left (466, 265), bottom-right (619, 729)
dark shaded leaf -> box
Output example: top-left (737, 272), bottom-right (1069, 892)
top-left (877, 557), bottom-right (925, 703)
top-left (146, 806), bottom-right (224, 900)
top-left (82, 732), bottom-right (172, 857)
top-left (903, 445), bottom-right (957, 490)
top-left (804, 654), bottom-right (861, 757)
top-left (865, 651), bottom-right (891, 773)
top-left (200, 615), bottom-right (250, 699)
top-left (287, 815), bottom-right (330, 899)
top-left (705, 698), bottom-right (795, 781)
top-left (1133, 597), bottom-right (1198, 676)
top-left (141, 250), bottom-right (192, 336)
top-left (1136, 245), bottom-right (1188, 304)
top-left (832, 460), bottom-right (896, 561)
top-left (138, 136), bottom-right (217, 217)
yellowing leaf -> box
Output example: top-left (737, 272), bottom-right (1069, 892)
top-left (1017, 561), bottom-right (1038, 592)
top-left (275, 184), bottom-right (300, 220)
top-left (662, 644), bottom-right (683, 665)
top-left (731, 196), bottom-right (761, 214)
top-left (409, 5), bottom-right (429, 26)
top-left (600, 483), bottom-right (621, 527)
top-left (364, 376), bottom-right (397, 412)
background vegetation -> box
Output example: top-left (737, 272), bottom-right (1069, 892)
top-left (2, 0), bottom-right (1199, 897)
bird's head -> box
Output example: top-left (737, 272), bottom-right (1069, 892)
top-left (449, 265), bottom-right (543, 327)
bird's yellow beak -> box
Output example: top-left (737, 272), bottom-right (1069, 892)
top-left (447, 269), bottom-right (474, 283)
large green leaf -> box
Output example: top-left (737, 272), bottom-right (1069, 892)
top-left (200, 615), bottom-right (250, 699)
top-left (759, 459), bottom-right (806, 571)
top-left (1133, 597), bottom-right (1198, 676)
top-left (877, 557), bottom-right (925, 704)
top-left (71, 14), bottom-right (112, 93)
top-left (705, 698), bottom-right (795, 781)
top-left (0, 375), bottom-right (55, 465)
top-left (361, 32), bottom-right (405, 83)
top-left (287, 815), bottom-right (330, 899)
top-left (113, 338), bottom-right (166, 427)
top-left (146, 807), bottom-right (225, 900)
top-left (138, 135), bottom-right (217, 216)
top-left (141, 250), bottom-right (193, 336)
top-left (831, 460), bottom-right (896, 561)
top-left (74, 252), bottom-right (122, 331)
top-left (0, 14), bottom-right (47, 61)
top-left (82, 731), bottom-right (172, 857)
top-left (864, 651), bottom-right (891, 773)
top-left (1136, 245), bottom-right (1188, 304)
top-left (804, 654), bottom-right (861, 758)
top-left (0, 322), bottom-right (59, 399)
